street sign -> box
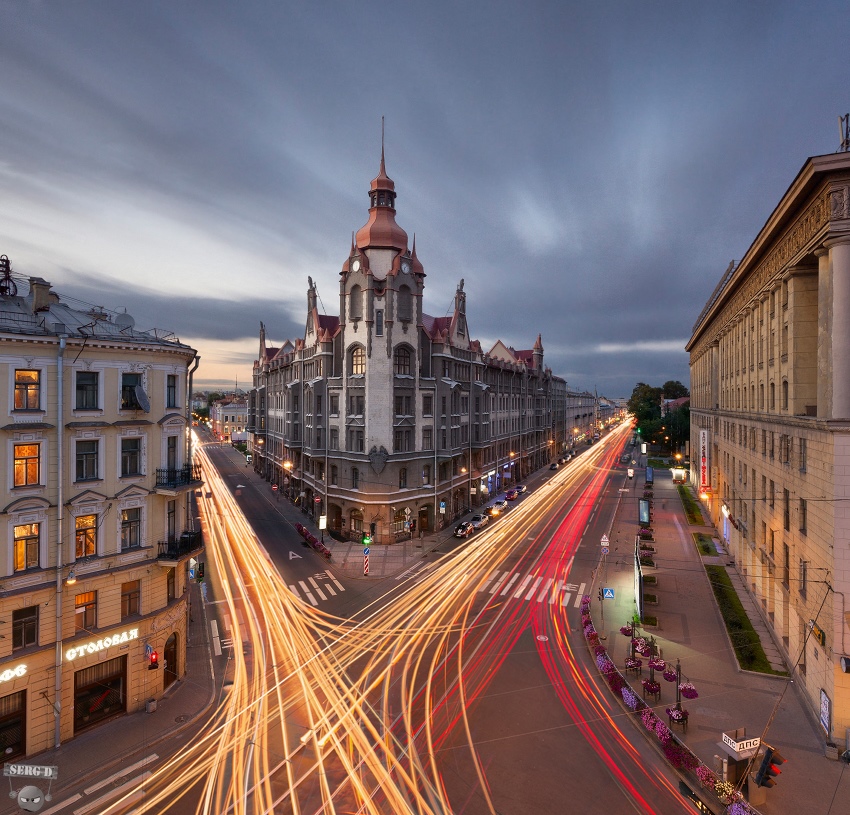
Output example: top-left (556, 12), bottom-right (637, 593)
top-left (439, 501), bottom-right (446, 514)
top-left (272, 484), bottom-right (278, 491)
top-left (601, 547), bottom-right (609, 555)
top-left (144, 644), bottom-right (155, 658)
top-left (314, 496), bottom-right (322, 503)
top-left (188, 568), bottom-right (196, 579)
top-left (600, 534), bottom-right (609, 545)
top-left (363, 547), bottom-right (371, 556)
top-left (603, 588), bottom-right (615, 599)
top-left (3, 763), bottom-right (58, 780)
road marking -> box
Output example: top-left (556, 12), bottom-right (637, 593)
top-left (573, 581), bottom-right (587, 607)
top-left (84, 755), bottom-right (159, 794)
top-left (479, 572), bottom-right (497, 592)
top-left (489, 571), bottom-right (510, 594)
top-left (513, 574), bottom-right (533, 598)
top-left (36, 794), bottom-right (82, 815)
top-left (74, 772), bottom-right (152, 814)
top-left (308, 577), bottom-right (327, 601)
top-left (210, 619), bottom-right (222, 657)
top-left (536, 578), bottom-right (554, 602)
top-left (500, 573), bottom-right (520, 596)
top-left (298, 580), bottom-right (318, 606)
top-left (324, 583), bottom-right (337, 596)
top-left (525, 576), bottom-right (543, 601)
top-left (326, 570), bottom-right (345, 590)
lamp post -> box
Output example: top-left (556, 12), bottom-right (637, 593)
top-left (283, 459), bottom-right (293, 500)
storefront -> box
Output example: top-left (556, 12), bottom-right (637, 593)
top-left (73, 656), bottom-right (126, 732)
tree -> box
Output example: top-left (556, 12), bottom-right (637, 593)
top-left (628, 383), bottom-right (662, 427)
top-left (662, 380), bottom-right (689, 399)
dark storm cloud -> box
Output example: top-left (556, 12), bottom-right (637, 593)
top-left (1, 1), bottom-right (849, 394)
top-left (52, 272), bottom-right (303, 344)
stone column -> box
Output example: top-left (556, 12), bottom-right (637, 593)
top-left (825, 238), bottom-right (850, 419)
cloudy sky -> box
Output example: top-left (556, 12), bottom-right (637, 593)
top-left (1, 2), bottom-right (848, 396)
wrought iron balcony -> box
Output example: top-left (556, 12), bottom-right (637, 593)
top-left (157, 530), bottom-right (204, 563)
top-left (154, 464), bottom-right (203, 494)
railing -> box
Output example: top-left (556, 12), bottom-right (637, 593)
top-left (157, 530), bottom-right (203, 560)
top-left (155, 464), bottom-right (203, 489)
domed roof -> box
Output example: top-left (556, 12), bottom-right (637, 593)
top-left (355, 151), bottom-right (409, 252)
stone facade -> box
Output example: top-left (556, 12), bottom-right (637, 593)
top-left (0, 261), bottom-right (201, 755)
top-left (249, 155), bottom-right (598, 542)
top-left (687, 152), bottom-right (850, 742)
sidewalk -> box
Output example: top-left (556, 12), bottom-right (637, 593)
top-left (1, 581), bottom-right (215, 813)
top-left (596, 468), bottom-right (847, 815)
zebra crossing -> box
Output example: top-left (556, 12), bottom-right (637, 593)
top-left (288, 570), bottom-right (346, 606)
top-left (479, 570), bottom-right (586, 607)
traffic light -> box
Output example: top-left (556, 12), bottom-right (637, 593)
top-left (754, 744), bottom-right (786, 788)
top-left (148, 650), bottom-right (159, 670)
top-left (362, 533), bottom-right (371, 546)
top-left (197, 562), bottom-right (205, 582)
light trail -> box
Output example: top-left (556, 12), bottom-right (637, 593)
top-left (99, 423), bottom-right (691, 814)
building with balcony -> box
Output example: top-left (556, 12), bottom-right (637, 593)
top-left (687, 151), bottom-right (850, 743)
top-left (249, 153), bottom-right (578, 542)
top-left (0, 258), bottom-right (202, 756)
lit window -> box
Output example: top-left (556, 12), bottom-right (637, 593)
top-left (13, 523), bottom-right (39, 572)
top-left (75, 591), bottom-right (97, 632)
top-left (14, 369), bottom-right (40, 410)
top-left (13, 443), bottom-right (40, 487)
top-left (75, 514), bottom-right (97, 558)
top-left (350, 346), bottom-right (365, 375)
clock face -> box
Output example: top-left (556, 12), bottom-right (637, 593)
top-left (401, 261), bottom-right (411, 273)
top-left (352, 259), bottom-right (361, 272)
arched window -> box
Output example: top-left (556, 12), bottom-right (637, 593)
top-left (350, 285), bottom-right (363, 321)
top-left (399, 467), bottom-right (407, 488)
top-left (352, 468), bottom-right (360, 489)
top-left (393, 346), bottom-right (412, 376)
top-left (350, 508), bottom-right (363, 533)
top-left (759, 384), bottom-right (764, 410)
top-left (350, 346), bottom-right (365, 376)
top-left (769, 382), bottom-right (775, 410)
top-left (782, 380), bottom-right (788, 410)
top-left (397, 285), bottom-right (413, 322)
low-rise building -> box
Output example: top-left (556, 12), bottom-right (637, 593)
top-left (0, 258), bottom-right (202, 755)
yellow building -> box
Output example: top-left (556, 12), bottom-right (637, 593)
top-left (0, 261), bottom-right (202, 755)
top-left (687, 152), bottom-right (850, 744)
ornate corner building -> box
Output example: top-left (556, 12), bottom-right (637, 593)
top-left (0, 260), bottom-right (202, 756)
top-left (687, 152), bottom-right (850, 741)
top-left (249, 153), bottom-right (599, 541)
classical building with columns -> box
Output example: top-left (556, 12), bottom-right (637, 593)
top-left (687, 151), bottom-right (850, 743)
top-left (249, 153), bottom-right (593, 541)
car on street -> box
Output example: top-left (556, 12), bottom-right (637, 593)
top-left (515, 484), bottom-right (527, 493)
top-left (454, 521), bottom-right (474, 538)
top-left (484, 505), bottom-right (501, 518)
top-left (492, 499), bottom-right (508, 511)
top-left (549, 462), bottom-right (559, 470)
top-left (505, 488), bottom-right (519, 500)
top-left (470, 514), bottom-right (489, 529)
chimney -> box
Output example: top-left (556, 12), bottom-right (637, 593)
top-left (29, 277), bottom-right (58, 313)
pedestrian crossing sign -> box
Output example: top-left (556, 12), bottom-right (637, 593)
top-left (603, 588), bottom-right (615, 599)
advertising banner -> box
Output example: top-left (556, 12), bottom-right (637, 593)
top-left (699, 429), bottom-right (710, 490)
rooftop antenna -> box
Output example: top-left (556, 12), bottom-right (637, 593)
top-left (839, 114), bottom-right (850, 152)
top-left (0, 255), bottom-right (16, 297)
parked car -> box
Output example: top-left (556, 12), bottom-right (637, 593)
top-left (515, 484), bottom-right (527, 494)
top-left (470, 514), bottom-right (489, 529)
top-left (484, 505), bottom-right (501, 518)
top-left (558, 457), bottom-right (566, 465)
top-left (549, 462), bottom-right (559, 470)
top-left (505, 488), bottom-right (519, 500)
top-left (454, 521), bottom-right (474, 538)
top-left (492, 499), bottom-right (508, 511)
